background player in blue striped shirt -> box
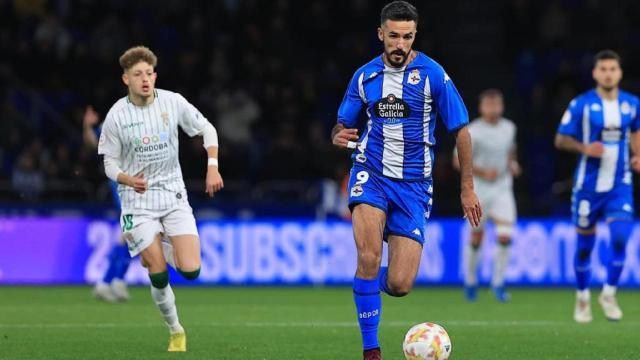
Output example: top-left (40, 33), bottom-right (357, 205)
top-left (331, 2), bottom-right (481, 359)
top-left (82, 105), bottom-right (132, 302)
top-left (555, 50), bottom-right (640, 323)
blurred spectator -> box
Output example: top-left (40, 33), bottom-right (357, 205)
top-left (2, 0), bottom-right (640, 215)
top-left (12, 150), bottom-right (44, 200)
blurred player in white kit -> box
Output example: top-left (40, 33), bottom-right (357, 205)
top-left (454, 89), bottom-right (521, 302)
top-left (97, 46), bottom-right (223, 351)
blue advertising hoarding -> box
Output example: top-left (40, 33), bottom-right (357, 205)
top-left (1, 218), bottom-right (639, 287)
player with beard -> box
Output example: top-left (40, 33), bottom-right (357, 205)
top-left (331, 2), bottom-right (481, 359)
top-left (555, 50), bottom-right (640, 323)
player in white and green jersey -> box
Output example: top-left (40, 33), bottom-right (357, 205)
top-left (98, 46), bottom-right (224, 352)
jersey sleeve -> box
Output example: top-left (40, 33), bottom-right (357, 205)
top-left (176, 93), bottom-right (211, 137)
top-left (337, 70), bottom-right (365, 128)
top-left (557, 98), bottom-right (582, 137)
top-left (97, 115), bottom-right (121, 158)
top-left (431, 67), bottom-right (469, 132)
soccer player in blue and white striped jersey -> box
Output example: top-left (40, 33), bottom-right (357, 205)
top-left (555, 50), bottom-right (640, 323)
top-left (331, 2), bottom-right (481, 358)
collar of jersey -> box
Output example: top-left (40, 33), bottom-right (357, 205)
top-left (126, 89), bottom-right (159, 107)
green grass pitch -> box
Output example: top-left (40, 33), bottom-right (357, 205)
top-left (0, 286), bottom-right (638, 359)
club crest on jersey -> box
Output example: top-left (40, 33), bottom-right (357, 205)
top-left (161, 112), bottom-right (169, 127)
top-left (621, 101), bottom-right (631, 115)
top-left (375, 94), bottom-right (411, 119)
top-left (351, 184), bottom-right (364, 197)
top-left (408, 69), bottom-right (421, 85)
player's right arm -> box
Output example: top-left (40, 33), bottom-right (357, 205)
top-left (554, 99), bottom-right (603, 157)
top-left (82, 106), bottom-right (100, 149)
top-left (97, 115), bottom-right (148, 193)
top-left (332, 70), bottom-right (364, 149)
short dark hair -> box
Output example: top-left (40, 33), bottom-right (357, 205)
top-left (380, 1), bottom-right (419, 26)
top-left (594, 49), bottom-right (621, 68)
top-left (478, 88), bottom-right (503, 103)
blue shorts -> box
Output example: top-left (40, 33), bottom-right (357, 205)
top-left (347, 165), bottom-right (433, 244)
top-left (572, 185), bottom-right (634, 229)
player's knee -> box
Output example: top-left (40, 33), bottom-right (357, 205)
top-left (609, 220), bottom-right (632, 246)
top-left (497, 236), bottom-right (512, 246)
top-left (145, 258), bottom-right (167, 274)
top-left (357, 250), bottom-right (381, 268)
top-left (470, 231), bottom-right (483, 247)
top-left (178, 267), bottom-right (201, 280)
top-left (576, 248), bottom-right (592, 262)
top-left (386, 278), bottom-right (413, 297)
top-left (149, 271), bottom-right (169, 289)
top-left (470, 238), bottom-right (483, 248)
top-left (496, 224), bottom-right (513, 240)
top-left (611, 239), bottom-right (626, 256)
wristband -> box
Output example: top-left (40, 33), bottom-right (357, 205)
top-left (208, 158), bottom-right (219, 167)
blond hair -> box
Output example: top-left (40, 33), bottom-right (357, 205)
top-left (118, 46), bottom-right (157, 71)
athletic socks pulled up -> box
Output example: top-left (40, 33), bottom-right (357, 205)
top-left (353, 277), bottom-right (381, 351)
top-left (574, 232), bottom-right (596, 290)
top-left (150, 272), bottom-right (183, 334)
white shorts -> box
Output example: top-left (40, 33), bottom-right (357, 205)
top-left (120, 203), bottom-right (199, 256)
top-left (475, 185), bottom-right (517, 231)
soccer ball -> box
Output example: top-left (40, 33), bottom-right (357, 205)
top-left (402, 322), bottom-right (452, 360)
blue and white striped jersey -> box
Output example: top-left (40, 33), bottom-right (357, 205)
top-left (337, 52), bottom-right (468, 180)
top-left (558, 89), bottom-right (640, 193)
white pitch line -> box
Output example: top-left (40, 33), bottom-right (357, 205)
top-left (3, 320), bottom-right (638, 329)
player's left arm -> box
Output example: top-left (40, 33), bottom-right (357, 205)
top-left (509, 148), bottom-right (522, 177)
top-left (509, 126), bottom-right (522, 177)
top-left (630, 129), bottom-right (640, 173)
top-left (432, 67), bottom-right (481, 227)
top-left (176, 94), bottom-right (224, 197)
top-left (629, 99), bottom-right (640, 173)
top-left (455, 127), bottom-right (482, 227)
top-left (630, 132), bottom-right (640, 173)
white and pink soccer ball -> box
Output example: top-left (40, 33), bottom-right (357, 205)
top-left (403, 322), bottom-right (452, 360)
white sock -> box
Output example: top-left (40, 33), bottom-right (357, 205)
top-left (576, 289), bottom-right (591, 301)
top-left (151, 284), bottom-right (183, 334)
top-left (465, 244), bottom-right (481, 286)
top-left (162, 241), bottom-right (176, 269)
top-left (491, 243), bottom-right (510, 288)
top-left (602, 284), bottom-right (617, 297)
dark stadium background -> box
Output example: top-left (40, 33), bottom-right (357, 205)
top-left (2, 0), bottom-right (640, 218)
top-left (2, 1), bottom-right (640, 359)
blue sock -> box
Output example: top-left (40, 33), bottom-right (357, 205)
top-left (353, 277), bottom-right (381, 351)
top-left (377, 266), bottom-right (392, 295)
top-left (102, 245), bottom-right (120, 283)
top-left (574, 232), bottom-right (595, 290)
top-left (113, 243), bottom-right (132, 280)
top-left (607, 220), bottom-right (632, 286)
